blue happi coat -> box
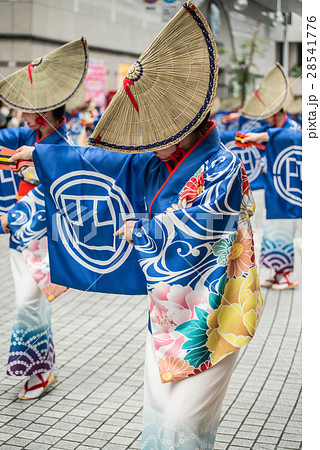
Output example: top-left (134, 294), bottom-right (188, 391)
top-left (8, 122), bottom-right (263, 382)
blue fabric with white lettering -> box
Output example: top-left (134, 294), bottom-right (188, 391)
top-left (265, 128), bottom-right (302, 219)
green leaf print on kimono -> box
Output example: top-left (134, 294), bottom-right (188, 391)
top-left (176, 306), bottom-right (211, 368)
top-left (209, 272), bottom-right (228, 310)
top-left (175, 275), bottom-right (228, 369)
top-left (212, 233), bottom-right (236, 266)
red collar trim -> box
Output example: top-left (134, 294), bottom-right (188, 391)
top-left (36, 116), bottom-right (66, 143)
top-left (148, 121), bottom-right (216, 218)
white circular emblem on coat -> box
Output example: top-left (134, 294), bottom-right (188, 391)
top-left (50, 171), bottom-right (134, 273)
top-left (272, 145), bottom-right (302, 207)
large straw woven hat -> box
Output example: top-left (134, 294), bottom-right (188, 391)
top-left (89, 1), bottom-right (218, 153)
top-left (241, 63), bottom-right (293, 120)
top-left (0, 37), bottom-right (88, 112)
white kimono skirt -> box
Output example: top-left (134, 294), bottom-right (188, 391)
top-left (142, 332), bottom-right (238, 450)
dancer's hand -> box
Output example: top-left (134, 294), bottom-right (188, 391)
top-left (0, 214), bottom-right (11, 233)
top-left (9, 145), bottom-right (35, 162)
top-left (114, 221), bottom-right (137, 246)
top-left (241, 132), bottom-right (269, 145)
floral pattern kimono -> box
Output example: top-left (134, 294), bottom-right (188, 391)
top-left (130, 124), bottom-right (262, 381)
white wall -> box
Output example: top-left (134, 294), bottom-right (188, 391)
top-left (0, 0), bottom-right (302, 100)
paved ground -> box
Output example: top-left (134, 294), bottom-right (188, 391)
top-left (0, 191), bottom-right (302, 449)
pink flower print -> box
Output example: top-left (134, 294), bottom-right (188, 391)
top-left (149, 283), bottom-right (210, 357)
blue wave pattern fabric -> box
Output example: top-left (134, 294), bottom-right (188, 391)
top-left (239, 115), bottom-right (269, 132)
top-left (8, 185), bottom-right (47, 250)
top-left (288, 112), bottom-right (302, 127)
top-left (264, 128), bottom-right (302, 220)
top-left (33, 126), bottom-right (239, 296)
top-left (0, 171), bottom-right (20, 220)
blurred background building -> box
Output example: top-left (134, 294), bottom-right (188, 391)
top-left (0, 0), bottom-right (302, 110)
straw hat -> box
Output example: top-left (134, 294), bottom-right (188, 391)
top-left (287, 96), bottom-right (302, 115)
top-left (89, 1), bottom-right (218, 153)
top-left (0, 37), bottom-right (89, 112)
top-left (241, 63), bottom-right (293, 120)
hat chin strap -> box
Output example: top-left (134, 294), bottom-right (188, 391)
top-left (35, 116), bottom-right (48, 127)
top-left (156, 143), bottom-right (185, 162)
top-left (170, 143), bottom-right (185, 162)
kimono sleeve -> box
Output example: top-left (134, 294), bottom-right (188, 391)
top-left (0, 126), bottom-right (24, 148)
top-left (32, 143), bottom-right (149, 294)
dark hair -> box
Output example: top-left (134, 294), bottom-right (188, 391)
top-left (52, 104), bottom-right (66, 120)
top-left (194, 111), bottom-right (210, 133)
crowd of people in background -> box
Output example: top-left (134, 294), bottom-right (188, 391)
top-left (0, 102), bottom-right (25, 129)
top-left (64, 99), bottom-right (102, 146)
top-left (0, 98), bottom-right (102, 147)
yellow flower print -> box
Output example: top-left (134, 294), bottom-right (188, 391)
top-left (206, 266), bottom-right (263, 364)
